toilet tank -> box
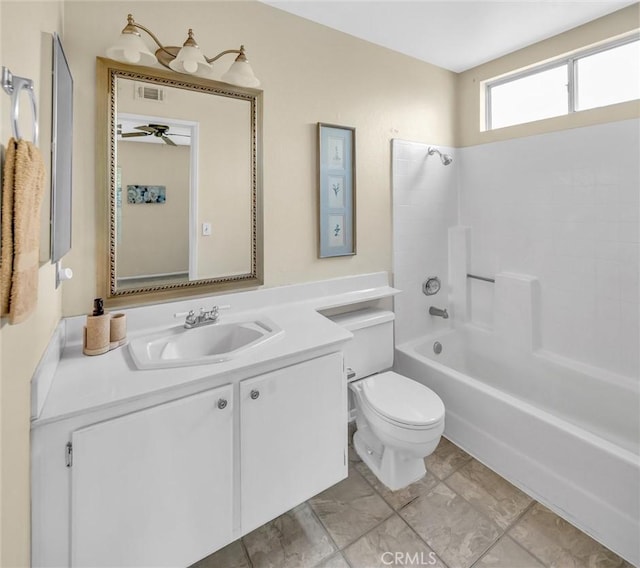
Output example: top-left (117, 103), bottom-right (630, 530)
top-left (328, 308), bottom-right (395, 380)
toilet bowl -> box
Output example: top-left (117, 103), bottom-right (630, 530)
top-left (328, 308), bottom-right (445, 491)
top-left (350, 371), bottom-right (444, 490)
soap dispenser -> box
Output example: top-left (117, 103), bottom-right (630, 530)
top-left (83, 298), bottom-right (110, 356)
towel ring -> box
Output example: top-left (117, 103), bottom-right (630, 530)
top-left (1, 66), bottom-right (38, 145)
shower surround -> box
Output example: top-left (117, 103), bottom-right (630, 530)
top-left (390, 119), bottom-right (640, 565)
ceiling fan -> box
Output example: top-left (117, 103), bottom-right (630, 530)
top-left (117, 123), bottom-right (188, 146)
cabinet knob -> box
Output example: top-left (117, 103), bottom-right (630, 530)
top-left (217, 398), bottom-right (228, 410)
top-left (250, 389), bottom-right (260, 400)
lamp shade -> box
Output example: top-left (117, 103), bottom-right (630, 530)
top-left (169, 45), bottom-right (212, 75)
top-left (106, 33), bottom-right (157, 66)
top-left (221, 59), bottom-right (260, 88)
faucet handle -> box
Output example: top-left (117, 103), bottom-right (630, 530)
top-left (174, 309), bottom-right (195, 319)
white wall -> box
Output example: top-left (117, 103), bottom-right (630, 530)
top-left (459, 119), bottom-right (639, 378)
top-left (391, 140), bottom-right (458, 344)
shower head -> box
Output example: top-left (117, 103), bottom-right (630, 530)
top-left (428, 146), bottom-right (453, 166)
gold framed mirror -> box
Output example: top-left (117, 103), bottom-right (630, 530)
top-left (96, 57), bottom-right (263, 305)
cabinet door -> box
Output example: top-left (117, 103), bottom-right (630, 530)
top-left (70, 385), bottom-right (233, 568)
top-left (240, 352), bottom-right (347, 533)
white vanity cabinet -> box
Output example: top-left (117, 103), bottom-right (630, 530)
top-left (32, 351), bottom-right (348, 567)
top-left (69, 384), bottom-right (234, 568)
top-left (240, 352), bottom-right (347, 533)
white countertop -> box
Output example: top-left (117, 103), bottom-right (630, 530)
top-left (32, 273), bottom-right (398, 426)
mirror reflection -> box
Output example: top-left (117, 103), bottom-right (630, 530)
top-left (116, 112), bottom-right (193, 288)
top-left (99, 59), bottom-right (263, 300)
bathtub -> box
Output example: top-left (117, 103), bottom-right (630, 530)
top-left (395, 325), bottom-right (640, 566)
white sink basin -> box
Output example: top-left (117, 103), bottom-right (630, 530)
top-left (129, 319), bottom-right (283, 370)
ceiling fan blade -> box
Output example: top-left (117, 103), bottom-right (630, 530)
top-left (162, 135), bottom-right (177, 146)
top-left (135, 125), bottom-right (155, 133)
top-left (121, 132), bottom-right (150, 138)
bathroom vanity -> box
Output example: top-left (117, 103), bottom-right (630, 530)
top-left (31, 273), bottom-right (397, 567)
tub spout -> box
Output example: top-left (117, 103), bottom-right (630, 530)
top-left (429, 306), bottom-right (449, 319)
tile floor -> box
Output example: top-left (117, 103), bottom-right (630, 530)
top-left (191, 434), bottom-right (633, 568)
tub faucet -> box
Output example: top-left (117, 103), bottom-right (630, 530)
top-left (429, 306), bottom-right (449, 319)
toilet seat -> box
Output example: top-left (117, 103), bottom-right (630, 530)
top-left (361, 371), bottom-right (444, 429)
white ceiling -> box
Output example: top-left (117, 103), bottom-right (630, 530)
top-left (263, 1), bottom-right (637, 72)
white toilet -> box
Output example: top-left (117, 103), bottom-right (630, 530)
top-left (329, 308), bottom-right (445, 491)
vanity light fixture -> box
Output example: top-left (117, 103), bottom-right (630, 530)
top-left (106, 14), bottom-right (260, 87)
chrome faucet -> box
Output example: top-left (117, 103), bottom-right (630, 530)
top-left (429, 306), bottom-right (449, 319)
top-left (175, 305), bottom-right (229, 329)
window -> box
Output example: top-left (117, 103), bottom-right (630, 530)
top-left (576, 40), bottom-right (640, 111)
top-left (485, 35), bottom-right (640, 131)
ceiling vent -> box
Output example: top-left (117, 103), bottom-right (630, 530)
top-left (134, 82), bottom-right (166, 103)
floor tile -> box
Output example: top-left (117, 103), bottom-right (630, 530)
top-left (509, 503), bottom-right (632, 568)
top-left (401, 482), bottom-right (502, 568)
top-left (355, 460), bottom-right (439, 510)
top-left (474, 536), bottom-right (545, 568)
top-left (189, 539), bottom-right (250, 568)
top-left (425, 437), bottom-right (473, 480)
top-left (314, 552), bottom-right (350, 568)
top-left (446, 459), bottom-right (533, 529)
top-left (309, 467), bottom-right (394, 549)
top-left (344, 515), bottom-right (446, 568)
top-left (243, 503), bottom-right (336, 568)
top-left (348, 444), bottom-right (362, 465)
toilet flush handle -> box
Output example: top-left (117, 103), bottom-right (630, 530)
top-left (346, 368), bottom-right (356, 380)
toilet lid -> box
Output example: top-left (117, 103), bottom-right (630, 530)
top-left (362, 371), bottom-right (444, 427)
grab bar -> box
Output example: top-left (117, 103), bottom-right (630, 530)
top-left (1, 66), bottom-right (38, 145)
top-left (467, 273), bottom-right (495, 284)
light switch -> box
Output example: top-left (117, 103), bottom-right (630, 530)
top-left (202, 222), bottom-right (212, 236)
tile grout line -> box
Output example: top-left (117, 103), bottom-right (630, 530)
top-left (328, 510), bottom-right (406, 565)
top-left (421, 447), bottom-right (515, 568)
top-left (436, 446), bottom-right (535, 534)
top-left (315, 465), bottom-right (397, 552)
top-left (349, 437), bottom-right (541, 568)
top-left (239, 538), bottom-right (255, 568)
top-left (432, 441), bottom-right (474, 482)
top-left (395, 509), bottom-right (452, 568)
top-left (305, 501), bottom-right (345, 568)
top-left (502, 502), bottom-right (552, 568)
top-left (351, 438), bottom-right (480, 567)
top-left (436, 464), bottom-right (539, 568)
top-left (468, 501), bottom-right (542, 568)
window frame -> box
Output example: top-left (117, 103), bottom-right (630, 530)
top-left (485, 33), bottom-right (640, 131)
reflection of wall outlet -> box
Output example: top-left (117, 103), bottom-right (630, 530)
top-left (202, 222), bottom-right (212, 236)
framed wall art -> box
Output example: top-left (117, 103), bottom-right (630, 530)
top-left (318, 123), bottom-right (356, 258)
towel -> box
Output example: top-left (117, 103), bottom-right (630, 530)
top-left (0, 138), bottom-right (46, 324)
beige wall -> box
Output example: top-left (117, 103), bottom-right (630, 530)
top-left (0, 3), bottom-right (64, 565)
top-left (196, 94), bottom-right (252, 279)
top-left (118, 141), bottom-right (190, 277)
top-left (457, 3), bottom-right (640, 147)
top-left (0, 3), bottom-right (455, 560)
top-left (62, 0), bottom-right (457, 315)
